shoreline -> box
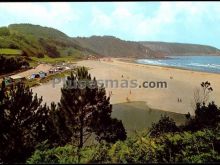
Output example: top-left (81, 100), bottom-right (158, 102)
top-left (76, 58), bottom-right (220, 115)
top-left (117, 57), bottom-right (220, 76)
top-left (29, 57), bottom-right (220, 115)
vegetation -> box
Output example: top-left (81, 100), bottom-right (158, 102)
top-left (22, 69), bottom-right (77, 88)
top-left (185, 81), bottom-right (220, 131)
top-left (0, 67), bottom-right (126, 163)
top-left (39, 69), bottom-right (76, 84)
top-left (29, 55), bottom-right (81, 67)
top-left (74, 36), bottom-right (220, 58)
top-left (141, 41), bottom-right (220, 56)
top-left (1, 22), bottom-right (220, 164)
top-left (50, 67), bottom-right (127, 148)
top-left (0, 24), bottom-right (98, 59)
top-left (26, 81), bottom-right (220, 163)
top-left (0, 82), bottom-right (54, 163)
top-left (1, 23), bottom-right (219, 61)
top-left (27, 127), bottom-right (220, 163)
top-left (149, 115), bottom-right (179, 137)
top-left (0, 55), bottom-right (29, 75)
top-left (0, 27), bottom-right (10, 36)
top-left (74, 36), bottom-right (150, 58)
top-left (1, 51), bottom-right (220, 164)
top-left (0, 48), bottom-right (22, 56)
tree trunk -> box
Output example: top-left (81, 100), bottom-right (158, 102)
top-left (78, 112), bottom-right (84, 163)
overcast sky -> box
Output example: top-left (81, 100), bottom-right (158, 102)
top-left (0, 2), bottom-right (220, 48)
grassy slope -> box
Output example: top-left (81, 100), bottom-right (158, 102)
top-left (112, 101), bottom-right (186, 136)
top-left (0, 48), bottom-right (22, 55)
top-left (0, 24), bottom-right (98, 60)
top-left (0, 24), bottom-right (97, 68)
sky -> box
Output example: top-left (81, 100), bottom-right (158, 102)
top-left (0, 2), bottom-right (220, 48)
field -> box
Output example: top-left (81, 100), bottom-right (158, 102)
top-left (31, 55), bottom-right (80, 64)
top-left (30, 55), bottom-right (82, 67)
top-left (0, 48), bottom-right (82, 67)
top-left (0, 48), bottom-right (22, 56)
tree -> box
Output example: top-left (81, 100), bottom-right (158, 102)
top-left (0, 27), bottom-right (10, 36)
top-left (28, 128), bottom-right (220, 163)
top-left (38, 38), bottom-right (60, 57)
top-left (67, 50), bottom-right (73, 56)
top-left (186, 82), bottom-right (220, 131)
top-left (52, 67), bottom-right (127, 149)
top-left (191, 81), bottom-right (213, 110)
top-left (0, 82), bottom-right (55, 163)
top-left (36, 52), bottom-right (44, 58)
top-left (0, 55), bottom-right (30, 74)
top-left (149, 115), bottom-right (179, 137)
top-left (185, 101), bottom-right (220, 131)
top-left (21, 50), bottom-right (29, 57)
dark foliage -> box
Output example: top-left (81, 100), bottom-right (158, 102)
top-left (0, 27), bottom-right (10, 36)
top-left (185, 82), bottom-right (220, 131)
top-left (149, 115), bottom-right (179, 137)
top-left (185, 101), bottom-right (220, 131)
top-left (38, 38), bottom-right (60, 57)
top-left (0, 55), bottom-right (30, 74)
top-left (51, 67), bottom-right (127, 148)
top-left (0, 82), bottom-right (55, 163)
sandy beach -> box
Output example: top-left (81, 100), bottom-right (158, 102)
top-left (76, 58), bottom-right (220, 115)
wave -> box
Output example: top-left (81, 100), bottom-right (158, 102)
top-left (136, 56), bottom-right (220, 73)
top-left (136, 59), bottom-right (164, 65)
top-left (188, 63), bottom-right (220, 69)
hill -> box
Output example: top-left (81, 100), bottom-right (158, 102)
top-left (0, 24), bottom-right (98, 58)
top-left (73, 36), bottom-right (220, 58)
top-left (140, 41), bottom-right (220, 56)
top-left (0, 24), bottom-right (220, 59)
top-left (73, 36), bottom-right (163, 58)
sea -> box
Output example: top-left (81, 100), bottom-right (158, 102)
top-left (136, 56), bottom-right (220, 74)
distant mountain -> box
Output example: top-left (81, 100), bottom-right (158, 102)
top-left (73, 36), bottom-right (220, 58)
top-left (140, 41), bottom-right (220, 56)
top-left (73, 36), bottom-right (162, 58)
top-left (0, 24), bottom-right (219, 59)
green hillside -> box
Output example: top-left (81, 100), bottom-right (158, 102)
top-left (73, 36), bottom-right (220, 58)
top-left (73, 36), bottom-right (162, 58)
top-left (0, 23), bottom-right (219, 60)
top-left (141, 41), bottom-right (220, 56)
top-left (0, 24), bottom-right (98, 59)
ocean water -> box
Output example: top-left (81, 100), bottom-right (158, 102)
top-left (136, 56), bottom-right (220, 74)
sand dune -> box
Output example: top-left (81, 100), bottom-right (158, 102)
top-left (76, 58), bottom-right (220, 115)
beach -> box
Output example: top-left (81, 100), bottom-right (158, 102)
top-left (76, 58), bottom-right (220, 115)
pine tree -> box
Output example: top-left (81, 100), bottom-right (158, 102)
top-left (53, 67), bottom-right (127, 148)
top-left (0, 82), bottom-right (55, 163)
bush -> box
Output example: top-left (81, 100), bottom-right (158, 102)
top-left (0, 55), bottom-right (30, 74)
top-left (149, 115), bottom-right (179, 137)
top-left (185, 101), bottom-right (220, 131)
top-left (27, 128), bottom-right (220, 163)
top-left (27, 145), bottom-right (96, 164)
